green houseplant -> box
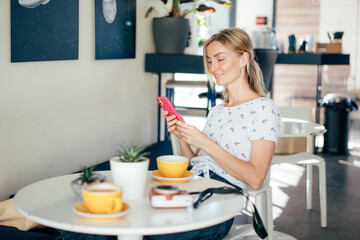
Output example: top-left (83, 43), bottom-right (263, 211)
top-left (71, 165), bottom-right (108, 198)
top-left (110, 145), bottom-right (150, 200)
top-left (118, 145), bottom-right (150, 162)
top-left (145, 0), bottom-right (232, 18)
top-left (145, 0), bottom-right (232, 54)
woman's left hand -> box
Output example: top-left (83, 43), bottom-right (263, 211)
top-left (175, 121), bottom-right (208, 149)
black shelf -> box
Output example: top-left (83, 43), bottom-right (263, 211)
top-left (276, 53), bottom-right (350, 65)
top-left (145, 53), bottom-right (350, 73)
top-left (145, 53), bottom-right (204, 74)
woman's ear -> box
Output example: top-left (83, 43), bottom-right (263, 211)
top-left (240, 52), bottom-right (249, 67)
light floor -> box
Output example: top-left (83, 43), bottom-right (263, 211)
top-left (233, 151), bottom-right (360, 240)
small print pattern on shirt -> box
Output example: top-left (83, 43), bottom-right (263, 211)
top-left (191, 97), bottom-right (281, 189)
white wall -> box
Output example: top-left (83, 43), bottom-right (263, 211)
top-left (236, 0), bottom-right (274, 40)
top-left (0, 0), bottom-right (157, 200)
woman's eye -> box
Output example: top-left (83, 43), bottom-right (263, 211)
top-left (218, 58), bottom-right (224, 62)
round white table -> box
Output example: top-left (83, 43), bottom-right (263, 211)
top-left (14, 171), bottom-right (244, 240)
top-left (280, 117), bottom-right (326, 137)
top-left (280, 117), bottom-right (326, 153)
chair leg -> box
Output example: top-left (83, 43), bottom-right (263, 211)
top-left (306, 164), bottom-right (313, 210)
top-left (254, 192), bottom-right (265, 222)
top-left (265, 187), bottom-right (274, 240)
top-left (318, 160), bottom-right (327, 228)
top-left (253, 188), bottom-right (274, 240)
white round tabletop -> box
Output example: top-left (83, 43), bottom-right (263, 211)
top-left (14, 171), bottom-right (244, 238)
top-left (279, 118), bottom-right (326, 137)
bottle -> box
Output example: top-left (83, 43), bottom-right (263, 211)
top-left (254, 16), bottom-right (276, 49)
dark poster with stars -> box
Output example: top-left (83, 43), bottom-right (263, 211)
top-left (11, 0), bottom-right (79, 62)
top-left (95, 0), bottom-right (136, 59)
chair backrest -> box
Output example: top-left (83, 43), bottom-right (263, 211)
top-left (254, 48), bottom-right (278, 95)
top-left (170, 133), bottom-right (181, 156)
top-left (275, 106), bottom-right (313, 154)
top-left (170, 134), bottom-right (197, 155)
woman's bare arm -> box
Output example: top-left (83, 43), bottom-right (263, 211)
top-left (176, 121), bottom-right (275, 189)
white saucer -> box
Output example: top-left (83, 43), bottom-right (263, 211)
top-left (151, 170), bottom-right (194, 183)
top-left (74, 202), bottom-right (130, 219)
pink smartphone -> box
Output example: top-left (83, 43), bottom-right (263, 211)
top-left (156, 96), bottom-right (183, 122)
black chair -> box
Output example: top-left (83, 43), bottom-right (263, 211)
top-left (254, 48), bottom-right (278, 98)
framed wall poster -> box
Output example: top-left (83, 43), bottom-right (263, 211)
top-left (11, 0), bottom-right (79, 62)
top-left (95, 0), bottom-right (136, 59)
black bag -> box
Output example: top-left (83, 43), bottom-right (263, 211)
top-left (192, 187), bottom-right (268, 239)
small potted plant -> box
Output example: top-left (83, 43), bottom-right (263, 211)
top-left (71, 165), bottom-right (108, 199)
top-left (110, 145), bottom-right (150, 200)
top-left (145, 0), bottom-right (232, 54)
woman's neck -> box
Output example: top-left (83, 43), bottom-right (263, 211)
top-left (225, 94), bottom-right (260, 107)
top-left (225, 83), bottom-right (260, 107)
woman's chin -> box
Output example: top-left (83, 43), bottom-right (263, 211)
top-left (215, 79), bottom-right (224, 86)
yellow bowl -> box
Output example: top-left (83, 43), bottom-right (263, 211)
top-left (156, 155), bottom-right (189, 178)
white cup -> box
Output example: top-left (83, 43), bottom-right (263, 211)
top-left (305, 34), bottom-right (314, 52)
top-left (277, 39), bottom-right (285, 53)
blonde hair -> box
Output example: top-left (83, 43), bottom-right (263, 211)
top-left (203, 28), bottom-right (266, 102)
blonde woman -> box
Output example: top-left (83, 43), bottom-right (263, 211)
top-left (155, 28), bottom-right (281, 239)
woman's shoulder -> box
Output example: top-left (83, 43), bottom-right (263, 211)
top-left (254, 97), bottom-right (279, 109)
top-left (209, 104), bottom-right (223, 112)
top-left (252, 98), bottom-right (281, 118)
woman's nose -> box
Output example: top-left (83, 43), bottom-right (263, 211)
top-left (210, 61), bottom-right (218, 73)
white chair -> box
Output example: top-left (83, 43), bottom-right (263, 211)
top-left (224, 173), bottom-right (273, 240)
top-left (272, 106), bottom-right (327, 228)
top-left (170, 134), bottom-right (274, 240)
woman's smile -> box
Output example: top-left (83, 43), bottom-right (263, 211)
top-left (213, 72), bottom-right (224, 79)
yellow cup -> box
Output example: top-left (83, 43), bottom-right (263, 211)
top-left (82, 183), bottom-right (123, 214)
top-left (157, 155), bottom-right (189, 178)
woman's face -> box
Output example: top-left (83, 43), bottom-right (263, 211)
top-left (206, 41), bottom-right (244, 87)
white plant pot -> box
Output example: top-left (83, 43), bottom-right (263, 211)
top-left (109, 156), bottom-right (150, 200)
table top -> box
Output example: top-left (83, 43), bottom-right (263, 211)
top-left (14, 171), bottom-right (244, 236)
top-left (279, 118), bottom-right (326, 137)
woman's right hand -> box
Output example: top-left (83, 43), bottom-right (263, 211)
top-left (162, 111), bottom-right (182, 138)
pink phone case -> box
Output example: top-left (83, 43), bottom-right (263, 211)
top-left (156, 97), bottom-right (183, 122)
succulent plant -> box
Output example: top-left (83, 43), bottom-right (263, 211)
top-left (71, 165), bottom-right (108, 199)
top-left (79, 165), bottom-right (98, 184)
top-left (118, 145), bottom-right (150, 162)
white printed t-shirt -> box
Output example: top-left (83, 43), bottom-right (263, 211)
top-left (190, 97), bottom-right (281, 189)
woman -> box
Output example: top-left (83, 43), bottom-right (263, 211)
top-left (149, 27), bottom-right (281, 239)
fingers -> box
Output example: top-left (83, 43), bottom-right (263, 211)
top-left (168, 125), bottom-right (177, 132)
top-left (176, 121), bottom-right (189, 129)
top-left (176, 122), bottom-right (192, 133)
top-left (164, 113), bottom-right (180, 135)
top-left (167, 117), bottom-right (177, 128)
top-left (163, 112), bottom-right (177, 125)
top-left (176, 124), bottom-right (191, 140)
top-left (162, 111), bottom-right (169, 117)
